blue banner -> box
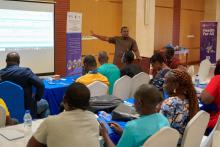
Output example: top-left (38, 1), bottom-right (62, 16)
top-left (200, 22), bottom-right (218, 63)
top-left (66, 12), bottom-right (82, 76)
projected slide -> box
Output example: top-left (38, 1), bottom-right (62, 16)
top-left (0, 7), bottom-right (54, 74)
top-left (0, 9), bottom-right (53, 48)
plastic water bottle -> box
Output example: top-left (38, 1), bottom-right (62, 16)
top-left (98, 111), bottom-right (112, 122)
top-left (195, 75), bottom-right (200, 87)
top-left (47, 77), bottom-right (54, 84)
top-left (23, 110), bottom-right (32, 129)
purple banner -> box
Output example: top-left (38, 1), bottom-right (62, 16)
top-left (66, 33), bottom-right (82, 76)
top-left (200, 22), bottom-right (218, 63)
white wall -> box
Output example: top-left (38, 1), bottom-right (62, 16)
top-left (122, 0), bottom-right (155, 58)
top-left (136, 0), bottom-right (155, 57)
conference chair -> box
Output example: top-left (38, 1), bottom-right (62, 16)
top-left (143, 127), bottom-right (179, 147)
top-left (212, 130), bottom-right (220, 147)
top-left (200, 116), bottom-right (220, 147)
top-left (0, 81), bottom-right (25, 122)
top-left (180, 110), bottom-right (210, 147)
top-left (130, 72), bottom-right (150, 97)
top-left (187, 65), bottom-right (195, 76)
top-left (87, 81), bottom-right (108, 97)
top-left (112, 76), bottom-right (131, 100)
top-left (0, 105), bottom-right (6, 127)
top-left (198, 59), bottom-right (212, 82)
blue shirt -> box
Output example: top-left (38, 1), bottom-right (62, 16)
top-left (97, 63), bottom-right (120, 94)
top-left (150, 68), bottom-right (170, 91)
top-left (117, 113), bottom-right (170, 147)
top-left (160, 96), bottom-right (189, 135)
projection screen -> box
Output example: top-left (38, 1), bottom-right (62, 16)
top-left (0, 0), bottom-right (55, 74)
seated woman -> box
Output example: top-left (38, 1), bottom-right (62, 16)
top-left (149, 53), bottom-right (170, 91)
top-left (160, 69), bottom-right (199, 138)
top-left (201, 59), bottom-right (220, 131)
top-left (101, 84), bottom-right (170, 147)
top-left (27, 83), bottom-right (100, 147)
top-left (0, 98), bottom-right (17, 126)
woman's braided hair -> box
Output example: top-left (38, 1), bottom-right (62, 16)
top-left (171, 69), bottom-right (199, 119)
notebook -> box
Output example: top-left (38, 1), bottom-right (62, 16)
top-left (0, 130), bottom-right (24, 141)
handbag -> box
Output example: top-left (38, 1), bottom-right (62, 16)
top-left (89, 95), bottom-right (123, 113)
top-left (112, 103), bottom-right (139, 121)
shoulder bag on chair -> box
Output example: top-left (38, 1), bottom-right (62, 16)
top-left (89, 95), bottom-right (123, 113)
top-left (112, 103), bottom-right (139, 121)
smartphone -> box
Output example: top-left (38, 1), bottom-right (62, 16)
top-left (97, 117), bottom-right (114, 135)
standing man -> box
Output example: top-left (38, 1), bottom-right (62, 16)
top-left (91, 26), bottom-right (141, 68)
top-left (97, 51), bottom-right (120, 94)
top-left (0, 52), bottom-right (50, 118)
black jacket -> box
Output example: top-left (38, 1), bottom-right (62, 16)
top-left (0, 64), bottom-right (44, 118)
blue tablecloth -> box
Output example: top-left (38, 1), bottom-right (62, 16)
top-left (194, 84), bottom-right (218, 111)
top-left (196, 83), bottom-right (207, 89)
top-left (101, 98), bottom-right (133, 144)
top-left (43, 75), bottom-right (80, 115)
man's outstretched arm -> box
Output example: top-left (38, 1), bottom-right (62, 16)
top-left (90, 30), bottom-right (110, 42)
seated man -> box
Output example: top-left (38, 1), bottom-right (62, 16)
top-left (76, 55), bottom-right (109, 86)
top-left (201, 59), bottom-right (220, 133)
top-left (101, 84), bottom-right (170, 147)
top-left (27, 82), bottom-right (100, 147)
top-left (0, 52), bottom-right (50, 118)
top-left (0, 98), bottom-right (17, 125)
top-left (97, 51), bottom-right (120, 94)
top-left (120, 50), bottom-right (142, 78)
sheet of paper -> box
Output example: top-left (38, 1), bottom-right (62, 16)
top-left (0, 130), bottom-right (24, 141)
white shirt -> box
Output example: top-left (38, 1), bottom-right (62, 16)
top-left (34, 109), bottom-right (100, 147)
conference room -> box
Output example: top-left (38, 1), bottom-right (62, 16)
top-left (0, 0), bottom-right (220, 147)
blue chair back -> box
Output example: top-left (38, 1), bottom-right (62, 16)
top-left (0, 81), bottom-right (25, 122)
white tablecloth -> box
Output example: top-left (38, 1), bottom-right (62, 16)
top-left (0, 119), bottom-right (104, 147)
top-left (0, 119), bottom-right (44, 147)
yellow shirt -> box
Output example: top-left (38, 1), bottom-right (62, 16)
top-left (76, 73), bottom-right (109, 86)
top-left (0, 98), bottom-right (10, 116)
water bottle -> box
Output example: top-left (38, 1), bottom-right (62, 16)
top-left (23, 110), bottom-right (32, 129)
top-left (195, 75), bottom-right (200, 87)
top-left (98, 111), bottom-right (112, 122)
top-left (47, 77), bottom-right (53, 84)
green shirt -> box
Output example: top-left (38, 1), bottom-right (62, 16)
top-left (97, 63), bottom-right (120, 94)
top-left (117, 113), bottom-right (170, 147)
